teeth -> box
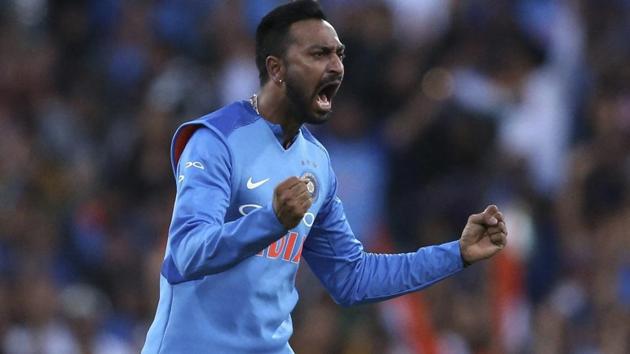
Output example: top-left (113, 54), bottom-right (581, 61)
top-left (315, 82), bottom-right (338, 111)
top-left (316, 93), bottom-right (331, 110)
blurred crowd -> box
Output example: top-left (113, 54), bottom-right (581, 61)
top-left (1, 0), bottom-right (629, 353)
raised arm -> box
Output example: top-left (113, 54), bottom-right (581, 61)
top-left (162, 127), bottom-right (286, 283)
top-left (303, 168), bottom-right (507, 306)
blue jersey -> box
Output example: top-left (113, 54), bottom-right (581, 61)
top-left (142, 101), bottom-right (465, 354)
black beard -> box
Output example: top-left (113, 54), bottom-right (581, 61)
top-left (285, 76), bottom-right (331, 125)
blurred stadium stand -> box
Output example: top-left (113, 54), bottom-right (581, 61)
top-left (0, 0), bottom-right (629, 353)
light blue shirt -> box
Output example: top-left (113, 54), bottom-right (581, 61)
top-left (141, 101), bottom-right (465, 354)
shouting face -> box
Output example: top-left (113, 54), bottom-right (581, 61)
top-left (282, 19), bottom-right (345, 124)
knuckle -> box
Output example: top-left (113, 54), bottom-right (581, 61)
top-left (281, 191), bottom-right (292, 202)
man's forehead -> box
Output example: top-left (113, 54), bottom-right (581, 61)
top-left (288, 19), bottom-right (342, 48)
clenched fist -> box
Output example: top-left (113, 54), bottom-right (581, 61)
top-left (459, 205), bottom-right (508, 265)
top-left (272, 177), bottom-right (313, 230)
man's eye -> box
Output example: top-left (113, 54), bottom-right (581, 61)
top-left (338, 53), bottom-right (346, 61)
top-left (314, 52), bottom-right (325, 57)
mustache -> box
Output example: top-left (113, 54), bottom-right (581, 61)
top-left (319, 74), bottom-right (343, 87)
top-left (315, 75), bottom-right (343, 96)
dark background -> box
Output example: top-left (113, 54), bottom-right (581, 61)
top-left (1, 0), bottom-right (629, 353)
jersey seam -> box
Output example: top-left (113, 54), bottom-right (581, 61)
top-left (217, 102), bottom-right (260, 201)
top-left (202, 124), bottom-right (237, 205)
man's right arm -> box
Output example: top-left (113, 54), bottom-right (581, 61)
top-left (162, 127), bottom-right (286, 284)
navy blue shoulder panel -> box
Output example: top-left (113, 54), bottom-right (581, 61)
top-left (300, 126), bottom-right (329, 158)
top-left (204, 100), bottom-right (259, 138)
top-left (170, 101), bottom-right (258, 174)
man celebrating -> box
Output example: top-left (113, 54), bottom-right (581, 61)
top-left (142, 1), bottom-right (507, 353)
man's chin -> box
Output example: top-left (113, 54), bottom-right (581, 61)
top-left (305, 108), bottom-right (332, 125)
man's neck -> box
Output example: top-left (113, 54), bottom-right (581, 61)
top-left (256, 84), bottom-right (301, 148)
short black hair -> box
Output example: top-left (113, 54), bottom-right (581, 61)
top-left (255, 0), bottom-right (327, 85)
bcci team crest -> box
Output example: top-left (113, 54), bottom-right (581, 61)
top-left (301, 172), bottom-right (319, 202)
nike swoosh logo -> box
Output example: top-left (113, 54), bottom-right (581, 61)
top-left (247, 177), bottom-right (270, 189)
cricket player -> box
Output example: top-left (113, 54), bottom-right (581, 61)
top-left (142, 1), bottom-right (508, 353)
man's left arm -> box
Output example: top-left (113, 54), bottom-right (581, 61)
top-left (303, 173), bottom-right (507, 307)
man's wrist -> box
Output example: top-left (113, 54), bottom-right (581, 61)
top-left (459, 240), bottom-right (472, 267)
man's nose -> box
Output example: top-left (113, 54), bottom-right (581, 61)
top-left (328, 54), bottom-right (344, 76)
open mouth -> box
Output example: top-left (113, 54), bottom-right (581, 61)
top-left (315, 80), bottom-right (341, 112)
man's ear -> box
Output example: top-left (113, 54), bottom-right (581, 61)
top-left (265, 55), bottom-right (285, 85)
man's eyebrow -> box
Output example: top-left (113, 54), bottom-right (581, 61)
top-left (307, 44), bottom-right (346, 51)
